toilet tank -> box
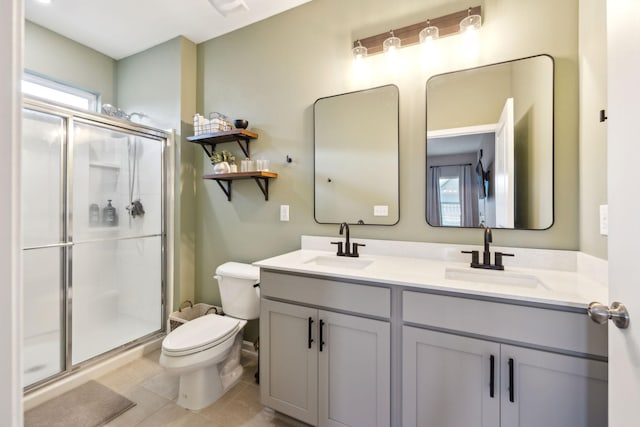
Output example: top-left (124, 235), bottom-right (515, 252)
top-left (215, 262), bottom-right (260, 320)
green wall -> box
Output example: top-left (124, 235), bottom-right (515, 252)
top-left (579, 0), bottom-right (608, 259)
top-left (195, 0), bottom-right (582, 322)
top-left (24, 21), bottom-right (116, 105)
top-left (116, 37), bottom-right (198, 311)
top-left (23, 0), bottom-right (608, 343)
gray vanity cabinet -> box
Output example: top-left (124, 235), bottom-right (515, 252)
top-left (260, 299), bottom-right (318, 425)
top-left (259, 271), bottom-right (391, 427)
top-left (402, 291), bottom-right (608, 427)
top-left (403, 327), bottom-right (607, 427)
top-left (403, 327), bottom-right (500, 426)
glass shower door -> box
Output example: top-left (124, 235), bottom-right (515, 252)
top-left (71, 122), bottom-right (164, 365)
top-left (21, 108), bottom-right (66, 387)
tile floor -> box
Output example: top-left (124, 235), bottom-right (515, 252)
top-left (95, 349), bottom-right (307, 427)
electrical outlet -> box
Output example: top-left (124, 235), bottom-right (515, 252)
top-left (599, 204), bottom-right (608, 236)
top-left (373, 205), bottom-right (389, 217)
top-left (280, 205), bottom-right (290, 222)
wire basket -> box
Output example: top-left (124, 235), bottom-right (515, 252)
top-left (169, 300), bottom-right (222, 331)
top-left (193, 112), bottom-right (233, 136)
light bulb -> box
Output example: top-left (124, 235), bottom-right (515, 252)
top-left (352, 41), bottom-right (367, 61)
top-left (419, 21), bottom-right (439, 43)
top-left (383, 31), bottom-right (401, 53)
top-left (460, 9), bottom-right (482, 33)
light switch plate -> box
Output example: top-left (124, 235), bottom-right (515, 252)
top-left (280, 205), bottom-right (290, 222)
top-left (599, 204), bottom-right (608, 236)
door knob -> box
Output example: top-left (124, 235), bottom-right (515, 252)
top-left (588, 301), bottom-right (630, 329)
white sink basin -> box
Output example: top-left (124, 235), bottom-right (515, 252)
top-left (304, 255), bottom-right (373, 270)
top-left (445, 267), bottom-right (547, 289)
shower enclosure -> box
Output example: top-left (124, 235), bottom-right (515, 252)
top-left (21, 98), bottom-right (170, 390)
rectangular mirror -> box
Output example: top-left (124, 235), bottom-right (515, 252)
top-left (426, 54), bottom-right (554, 229)
top-left (314, 85), bottom-right (399, 225)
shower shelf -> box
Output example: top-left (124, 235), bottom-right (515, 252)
top-left (187, 129), bottom-right (258, 158)
top-left (202, 171), bottom-right (278, 202)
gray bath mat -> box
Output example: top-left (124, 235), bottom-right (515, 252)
top-left (25, 380), bottom-right (136, 427)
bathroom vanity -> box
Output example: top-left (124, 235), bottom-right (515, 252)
top-left (255, 236), bottom-right (608, 427)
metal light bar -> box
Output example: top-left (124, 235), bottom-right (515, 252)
top-left (354, 6), bottom-right (482, 55)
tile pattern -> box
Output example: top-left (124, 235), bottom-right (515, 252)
top-left (96, 349), bottom-right (307, 427)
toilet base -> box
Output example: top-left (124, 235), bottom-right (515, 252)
top-left (174, 332), bottom-right (245, 410)
top-left (177, 364), bottom-right (224, 410)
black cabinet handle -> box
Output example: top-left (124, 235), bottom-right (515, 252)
top-left (319, 319), bottom-right (325, 352)
top-left (508, 358), bottom-right (515, 402)
top-left (307, 317), bottom-right (314, 349)
top-left (490, 355), bottom-right (495, 398)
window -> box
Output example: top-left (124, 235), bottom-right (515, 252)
top-left (22, 72), bottom-right (99, 112)
top-left (439, 176), bottom-right (461, 226)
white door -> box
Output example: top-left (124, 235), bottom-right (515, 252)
top-left (318, 310), bottom-right (390, 427)
top-left (402, 327), bottom-right (500, 427)
top-left (500, 345), bottom-right (608, 427)
top-left (607, 0), bottom-right (640, 423)
top-left (259, 299), bottom-right (318, 426)
top-left (494, 97), bottom-right (515, 228)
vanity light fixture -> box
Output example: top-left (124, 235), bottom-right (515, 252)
top-left (352, 40), bottom-right (368, 60)
top-left (459, 7), bottom-right (482, 33)
top-left (419, 20), bottom-right (439, 43)
top-left (352, 6), bottom-right (481, 56)
top-left (383, 30), bottom-right (402, 53)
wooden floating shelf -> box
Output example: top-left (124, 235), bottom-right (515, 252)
top-left (202, 171), bottom-right (278, 201)
top-left (187, 129), bottom-right (258, 158)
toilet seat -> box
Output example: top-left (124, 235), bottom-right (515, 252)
top-left (162, 315), bottom-right (241, 357)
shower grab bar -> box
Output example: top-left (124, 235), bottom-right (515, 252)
top-left (24, 233), bottom-right (164, 250)
top-left (72, 233), bottom-right (164, 245)
top-left (22, 242), bottom-right (73, 251)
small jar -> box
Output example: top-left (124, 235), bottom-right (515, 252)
top-left (240, 158), bottom-right (251, 172)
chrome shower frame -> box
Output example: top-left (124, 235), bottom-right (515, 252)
top-left (22, 97), bottom-right (174, 393)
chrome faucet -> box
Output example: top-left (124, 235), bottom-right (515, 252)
top-left (331, 222), bottom-right (366, 257)
top-left (461, 226), bottom-right (514, 270)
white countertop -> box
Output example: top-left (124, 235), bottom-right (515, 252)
top-left (254, 236), bottom-right (608, 310)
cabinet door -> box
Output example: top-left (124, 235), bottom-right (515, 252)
top-left (500, 345), bottom-right (607, 427)
top-left (260, 299), bottom-right (318, 426)
top-left (402, 326), bottom-right (500, 427)
top-left (318, 310), bottom-right (390, 427)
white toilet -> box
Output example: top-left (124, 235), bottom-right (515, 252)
top-left (159, 262), bottom-right (260, 410)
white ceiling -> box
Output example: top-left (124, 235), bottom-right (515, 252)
top-left (25, 0), bottom-right (312, 60)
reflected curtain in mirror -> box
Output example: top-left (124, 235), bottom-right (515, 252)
top-left (428, 164), bottom-right (477, 227)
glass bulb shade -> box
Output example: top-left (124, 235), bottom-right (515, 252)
top-left (460, 14), bottom-right (482, 32)
top-left (419, 26), bottom-right (439, 43)
top-left (383, 36), bottom-right (401, 53)
top-left (352, 44), bottom-right (368, 60)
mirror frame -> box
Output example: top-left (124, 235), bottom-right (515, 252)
top-left (425, 54), bottom-right (555, 230)
top-left (313, 84), bottom-right (400, 226)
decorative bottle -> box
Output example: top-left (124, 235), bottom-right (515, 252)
top-left (102, 200), bottom-right (118, 226)
top-left (89, 203), bottom-right (100, 226)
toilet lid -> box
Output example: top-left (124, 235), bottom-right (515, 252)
top-left (163, 315), bottom-right (240, 356)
